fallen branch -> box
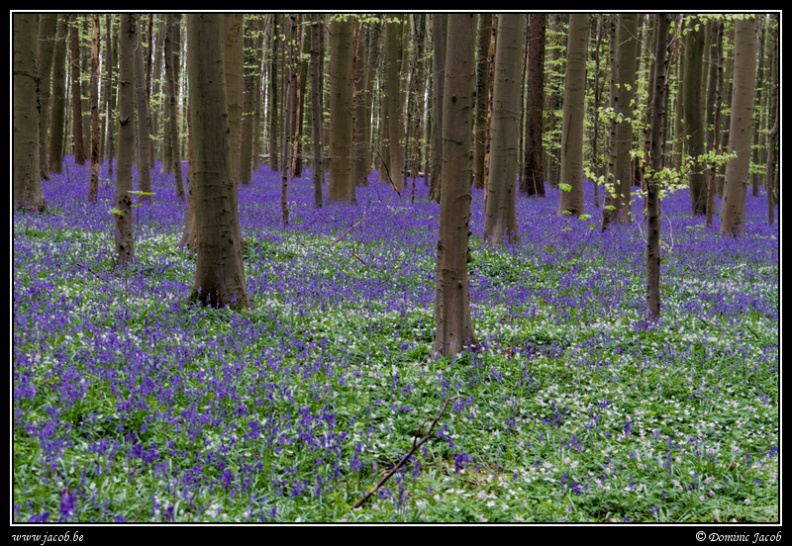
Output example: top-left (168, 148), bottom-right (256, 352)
top-left (376, 148), bottom-right (401, 197)
top-left (330, 217), bottom-right (365, 248)
top-left (76, 261), bottom-right (108, 282)
top-left (352, 396), bottom-right (455, 510)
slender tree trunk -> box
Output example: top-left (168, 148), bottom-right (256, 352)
top-left (720, 17), bottom-right (758, 237)
top-left (103, 14), bottom-right (116, 176)
top-left (717, 23), bottom-right (736, 197)
top-left (557, 13), bottom-right (588, 217)
top-left (116, 14), bottom-right (136, 267)
top-left (765, 19), bottom-right (778, 224)
top-left (310, 14), bottom-right (324, 208)
top-left (482, 15), bottom-right (497, 203)
top-left (365, 19), bottom-right (380, 177)
top-left (164, 14), bottom-right (184, 200)
top-left (88, 14), bottom-right (101, 202)
top-left (37, 14), bottom-right (57, 181)
top-left (269, 15), bottom-right (280, 171)
top-left (187, 14), bottom-right (249, 310)
top-left (328, 15), bottom-right (355, 203)
top-left (49, 15), bottom-right (68, 174)
top-left (589, 14), bottom-right (603, 206)
top-left (705, 19), bottom-right (723, 228)
top-left (428, 14), bottom-right (447, 202)
top-left (69, 15), bottom-right (86, 165)
top-left (13, 13), bottom-right (46, 211)
top-left (521, 13), bottom-right (546, 197)
top-left (385, 14), bottom-right (404, 194)
top-left (280, 14), bottom-right (298, 225)
top-left (484, 14), bottom-right (525, 245)
top-left (646, 14), bottom-right (670, 321)
top-left (602, 14), bottom-right (638, 229)
top-left (751, 17), bottom-right (766, 197)
top-left (683, 21), bottom-right (706, 216)
top-left (292, 22), bottom-right (309, 179)
top-left (473, 14), bottom-right (490, 189)
top-left (132, 15), bottom-right (153, 199)
top-left (80, 16), bottom-right (92, 158)
top-left (240, 17), bottom-right (258, 185)
top-left (150, 15), bottom-right (164, 166)
top-left (224, 14), bottom-right (244, 186)
top-left (434, 13), bottom-right (477, 358)
top-left (353, 18), bottom-right (370, 187)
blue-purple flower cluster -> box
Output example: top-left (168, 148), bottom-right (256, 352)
top-left (13, 158), bottom-right (778, 522)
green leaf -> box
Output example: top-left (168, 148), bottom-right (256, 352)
top-left (128, 190), bottom-right (155, 196)
top-left (108, 208), bottom-right (122, 216)
top-left (559, 183), bottom-right (572, 192)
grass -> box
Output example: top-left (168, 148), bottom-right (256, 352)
top-left (12, 158), bottom-right (779, 524)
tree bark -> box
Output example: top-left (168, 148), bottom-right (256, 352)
top-left (646, 14), bottom-right (670, 321)
top-left (133, 15), bottom-right (153, 199)
top-left (164, 14), bottom-right (184, 200)
top-left (49, 15), bottom-right (69, 174)
top-left (69, 15), bottom-right (86, 165)
top-left (328, 15), bottom-right (355, 203)
top-left (385, 14), bottom-right (404, 193)
top-left (602, 14), bottom-right (639, 229)
top-left (224, 14), bottom-right (244, 186)
top-left (310, 14), bottom-right (324, 208)
top-left (484, 14), bottom-right (525, 245)
top-left (187, 14), bottom-right (249, 310)
top-left (521, 13), bottom-right (546, 197)
top-left (13, 13), bottom-right (46, 212)
top-left (557, 13), bottom-right (588, 217)
top-left (428, 14), bottom-right (446, 202)
top-left (88, 14), bottom-right (101, 202)
top-left (720, 17), bottom-right (758, 237)
top-left (268, 15), bottom-right (280, 171)
top-left (434, 13), bottom-right (477, 357)
top-left (683, 21), bottom-right (706, 216)
top-left (37, 14), bottom-right (57, 180)
top-left (116, 14), bottom-right (136, 267)
top-left (473, 14), bottom-right (491, 190)
top-left (103, 14), bottom-right (116, 176)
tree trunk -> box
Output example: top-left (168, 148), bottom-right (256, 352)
top-left (473, 14), bottom-right (490, 190)
top-left (116, 14), bottom-right (136, 267)
top-left (484, 14), bottom-right (524, 245)
top-left (49, 15), bottom-right (69, 174)
top-left (268, 15), bottom-right (280, 171)
top-left (280, 14), bottom-right (298, 225)
top-left (13, 13), bottom-right (46, 212)
top-left (434, 13), bottom-right (477, 358)
top-left (765, 18), bottom-right (778, 224)
top-left (224, 14), bottom-right (244, 186)
top-left (103, 14), bottom-right (116, 176)
top-left (88, 14), bottom-right (101, 202)
top-left (133, 15), bottom-right (153, 199)
top-left (705, 19), bottom-right (724, 228)
top-left (428, 14), bottom-right (446, 202)
top-left (37, 14), bottom-right (57, 181)
top-left (187, 14), bottom-right (249, 310)
top-left (328, 15), bottom-right (355, 203)
top-left (602, 14), bottom-right (638, 229)
top-left (240, 16), bottom-right (259, 185)
top-left (557, 13), bottom-right (588, 217)
top-left (646, 14), bottom-right (670, 321)
top-left (385, 14), bottom-right (404, 194)
top-left (720, 17), bottom-right (758, 237)
top-left (683, 21), bottom-right (706, 216)
top-left (353, 18), bottom-right (370, 187)
top-left (589, 14), bottom-right (603, 206)
top-left (521, 13), bottom-right (546, 197)
top-left (292, 21), bottom-right (309, 179)
top-left (310, 14), bottom-right (324, 208)
top-left (69, 15), bottom-right (86, 165)
top-left (164, 14), bottom-right (185, 200)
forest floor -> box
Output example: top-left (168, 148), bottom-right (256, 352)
top-left (12, 159), bottom-right (779, 524)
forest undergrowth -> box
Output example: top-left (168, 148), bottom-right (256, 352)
top-left (12, 159), bottom-right (779, 523)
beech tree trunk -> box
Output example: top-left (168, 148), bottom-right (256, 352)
top-left (164, 14), bottom-right (184, 199)
top-left (37, 14), bottom-right (57, 180)
top-left (13, 13), bottom-right (46, 212)
top-left (484, 14), bottom-right (525, 245)
top-left (428, 14), bottom-right (446, 202)
top-left (720, 17), bottom-right (758, 237)
top-left (187, 13), bottom-right (249, 310)
top-left (133, 14), bottom-right (153, 199)
top-left (434, 13), bottom-right (477, 358)
top-left (88, 14), bottom-right (101, 202)
top-left (385, 14), bottom-right (404, 193)
top-left (521, 13), bottom-right (546, 197)
top-left (69, 15), bottom-right (86, 165)
top-left (473, 14), bottom-right (490, 190)
top-left (116, 14), bottom-right (136, 267)
top-left (328, 15), bottom-right (355, 203)
top-left (646, 14), bottom-right (670, 320)
top-left (310, 14), bottom-right (324, 208)
top-left (557, 13), bottom-right (588, 217)
top-left (49, 15), bottom-right (68, 174)
top-left (683, 21), bottom-right (706, 216)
